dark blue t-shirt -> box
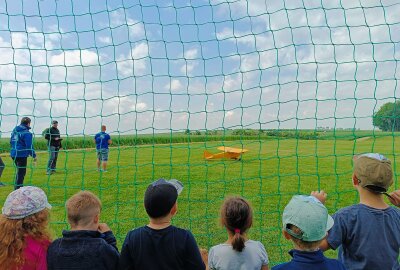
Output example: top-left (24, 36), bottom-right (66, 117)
top-left (327, 204), bottom-right (400, 270)
top-left (272, 249), bottom-right (346, 270)
top-left (119, 225), bottom-right (205, 270)
top-left (95, 132), bottom-right (111, 150)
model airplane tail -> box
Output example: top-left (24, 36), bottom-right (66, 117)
top-left (203, 150), bottom-right (214, 160)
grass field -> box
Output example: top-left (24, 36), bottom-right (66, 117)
top-left (0, 134), bottom-right (399, 266)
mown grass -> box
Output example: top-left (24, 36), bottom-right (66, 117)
top-left (0, 134), bottom-right (399, 266)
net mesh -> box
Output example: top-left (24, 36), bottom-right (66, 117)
top-left (0, 0), bottom-right (399, 265)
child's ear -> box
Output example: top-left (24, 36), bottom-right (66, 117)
top-left (283, 229), bottom-right (291, 240)
top-left (352, 174), bottom-right (359, 187)
top-left (170, 202), bottom-right (178, 216)
top-left (93, 213), bottom-right (100, 224)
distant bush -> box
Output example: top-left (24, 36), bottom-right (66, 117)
top-left (232, 129), bottom-right (259, 136)
top-left (264, 130), bottom-right (319, 139)
top-left (205, 130), bottom-right (218, 135)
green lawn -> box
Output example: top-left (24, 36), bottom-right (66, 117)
top-left (0, 136), bottom-right (399, 266)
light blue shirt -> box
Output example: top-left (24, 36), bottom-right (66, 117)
top-left (209, 240), bottom-right (268, 270)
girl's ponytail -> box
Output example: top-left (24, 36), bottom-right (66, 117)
top-left (220, 196), bottom-right (253, 252)
top-left (231, 228), bottom-right (246, 252)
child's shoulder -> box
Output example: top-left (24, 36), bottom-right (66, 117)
top-left (128, 225), bottom-right (193, 238)
top-left (333, 204), bottom-right (400, 228)
top-left (25, 235), bottom-right (51, 251)
top-left (334, 204), bottom-right (363, 216)
top-left (335, 204), bottom-right (400, 216)
top-left (210, 240), bottom-right (265, 253)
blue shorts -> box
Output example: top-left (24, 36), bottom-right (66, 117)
top-left (97, 149), bottom-right (109, 161)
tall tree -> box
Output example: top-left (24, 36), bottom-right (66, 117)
top-left (373, 101), bottom-right (400, 131)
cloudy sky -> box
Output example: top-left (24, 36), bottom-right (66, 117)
top-left (0, 0), bottom-right (399, 136)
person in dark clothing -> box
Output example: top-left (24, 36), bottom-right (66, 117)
top-left (119, 179), bottom-right (205, 270)
top-left (47, 191), bottom-right (119, 270)
top-left (0, 156), bottom-right (5, 187)
top-left (45, 120), bottom-right (62, 175)
top-left (10, 117), bottom-right (37, 190)
top-left (272, 194), bottom-right (346, 270)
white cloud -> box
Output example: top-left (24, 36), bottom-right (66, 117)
top-left (130, 42), bottom-right (148, 59)
top-left (98, 36), bottom-right (112, 44)
top-left (127, 19), bottom-right (145, 38)
top-left (165, 79), bottom-right (183, 91)
top-left (103, 96), bottom-right (147, 114)
top-left (50, 50), bottom-right (99, 66)
top-left (184, 49), bottom-right (198, 59)
top-left (11, 32), bottom-right (27, 48)
top-left (180, 61), bottom-right (197, 75)
top-left (116, 42), bottom-right (149, 77)
top-left (225, 111), bottom-right (234, 118)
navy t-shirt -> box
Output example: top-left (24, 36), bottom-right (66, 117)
top-left (119, 225), bottom-right (205, 270)
top-left (272, 249), bottom-right (346, 270)
top-left (327, 204), bottom-right (400, 270)
top-left (95, 132), bottom-right (111, 150)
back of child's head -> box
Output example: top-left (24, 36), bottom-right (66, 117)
top-left (0, 186), bottom-right (52, 269)
top-left (66, 191), bottom-right (101, 227)
top-left (220, 196), bottom-right (253, 252)
top-left (353, 153), bottom-right (393, 194)
top-left (283, 195), bottom-right (333, 251)
top-left (144, 179), bottom-right (183, 219)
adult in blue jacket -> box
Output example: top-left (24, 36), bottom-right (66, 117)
top-left (10, 117), bottom-right (37, 189)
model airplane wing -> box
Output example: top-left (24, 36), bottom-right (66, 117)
top-left (204, 146), bottom-right (248, 160)
top-left (217, 146), bottom-right (249, 153)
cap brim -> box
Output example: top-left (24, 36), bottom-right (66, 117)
top-left (46, 202), bottom-right (52, 209)
top-left (167, 179), bottom-right (183, 195)
top-left (326, 214), bottom-right (334, 231)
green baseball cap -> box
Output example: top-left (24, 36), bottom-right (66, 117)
top-left (283, 195), bottom-right (334, 242)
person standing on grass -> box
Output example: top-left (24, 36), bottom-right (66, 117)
top-left (10, 117), bottom-right (37, 190)
top-left (94, 125), bottom-right (111, 172)
top-left (0, 155), bottom-right (5, 187)
top-left (45, 120), bottom-right (62, 175)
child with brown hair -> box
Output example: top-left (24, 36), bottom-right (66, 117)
top-left (320, 153), bottom-right (400, 270)
top-left (47, 190), bottom-right (119, 270)
top-left (0, 186), bottom-right (52, 270)
top-left (208, 196), bottom-right (269, 270)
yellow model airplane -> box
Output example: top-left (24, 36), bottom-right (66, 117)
top-left (204, 146), bottom-right (249, 160)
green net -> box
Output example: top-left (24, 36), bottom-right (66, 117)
top-left (0, 0), bottom-right (399, 265)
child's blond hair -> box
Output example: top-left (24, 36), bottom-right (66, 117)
top-left (66, 191), bottom-right (101, 226)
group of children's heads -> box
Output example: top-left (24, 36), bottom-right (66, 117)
top-left (0, 152), bottom-right (397, 269)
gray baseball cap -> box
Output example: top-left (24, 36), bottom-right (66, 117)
top-left (283, 195), bottom-right (334, 242)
